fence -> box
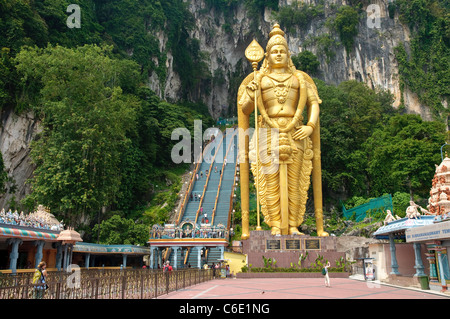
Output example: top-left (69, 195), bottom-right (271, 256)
top-left (342, 194), bottom-right (393, 222)
top-left (0, 268), bottom-right (213, 299)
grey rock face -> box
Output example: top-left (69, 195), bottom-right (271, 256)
top-left (152, 0), bottom-right (429, 119)
top-left (0, 0), bottom-right (434, 207)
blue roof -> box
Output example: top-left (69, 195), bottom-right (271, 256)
top-left (74, 242), bottom-right (149, 254)
top-left (373, 216), bottom-right (436, 239)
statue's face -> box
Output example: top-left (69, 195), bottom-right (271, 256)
top-left (267, 44), bottom-right (289, 69)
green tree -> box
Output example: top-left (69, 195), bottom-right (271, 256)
top-left (94, 0), bottom-right (164, 79)
top-left (0, 0), bottom-right (49, 52)
top-left (332, 5), bottom-right (360, 52)
top-left (317, 79), bottom-right (396, 197)
top-left (273, 1), bottom-right (324, 33)
top-left (92, 214), bottom-right (149, 246)
top-left (363, 114), bottom-right (446, 199)
top-left (0, 48), bottom-right (13, 110)
top-left (392, 191), bottom-right (418, 217)
top-left (15, 44), bottom-right (140, 227)
top-left (292, 50), bottom-right (320, 75)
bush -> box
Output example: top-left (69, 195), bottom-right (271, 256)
top-left (331, 5), bottom-right (359, 52)
top-left (239, 255), bottom-right (348, 273)
top-left (292, 50), bottom-right (320, 74)
top-left (240, 267), bottom-right (344, 273)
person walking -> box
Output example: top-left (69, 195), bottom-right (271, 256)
top-left (163, 261), bottom-right (173, 272)
top-left (32, 261), bottom-right (48, 299)
top-left (323, 261), bottom-right (331, 287)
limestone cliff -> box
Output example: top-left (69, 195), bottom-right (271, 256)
top-left (151, 0), bottom-right (431, 120)
top-left (0, 0), bottom-right (438, 208)
top-left (0, 107), bottom-right (40, 208)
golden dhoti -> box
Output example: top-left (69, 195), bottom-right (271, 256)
top-left (249, 116), bottom-right (313, 234)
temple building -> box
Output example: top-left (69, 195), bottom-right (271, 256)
top-left (373, 156), bottom-right (450, 293)
top-left (0, 205), bottom-right (149, 273)
top-left (404, 156), bottom-right (450, 292)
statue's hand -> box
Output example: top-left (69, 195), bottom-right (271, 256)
top-left (292, 125), bottom-right (313, 140)
top-left (246, 80), bottom-right (259, 99)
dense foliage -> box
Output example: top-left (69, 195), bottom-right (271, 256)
top-left (0, 0), bottom-right (215, 243)
top-left (92, 214), bottom-right (149, 246)
top-left (273, 1), bottom-right (325, 34)
top-left (0, 0), bottom-right (447, 243)
top-left (16, 45), bottom-right (140, 226)
top-left (393, 0), bottom-right (449, 119)
top-left (291, 50), bottom-right (321, 75)
top-left (331, 5), bottom-right (360, 52)
top-left (230, 78), bottom-right (446, 240)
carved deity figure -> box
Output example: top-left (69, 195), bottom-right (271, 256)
top-left (406, 201), bottom-right (431, 218)
top-left (384, 210), bottom-right (396, 225)
top-left (237, 24), bottom-right (328, 237)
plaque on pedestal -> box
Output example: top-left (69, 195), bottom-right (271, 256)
top-left (285, 239), bottom-right (301, 250)
top-left (266, 239), bottom-right (281, 250)
top-left (305, 238), bottom-right (321, 250)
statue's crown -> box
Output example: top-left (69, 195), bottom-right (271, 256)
top-left (267, 24), bottom-right (288, 52)
top-left (269, 24), bottom-right (285, 38)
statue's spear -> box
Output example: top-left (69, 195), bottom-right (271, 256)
top-left (245, 39), bottom-right (264, 231)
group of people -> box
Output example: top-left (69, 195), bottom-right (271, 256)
top-left (150, 226), bottom-right (228, 239)
top-left (195, 227), bottom-right (228, 239)
top-left (0, 208), bottom-right (64, 231)
top-left (200, 213), bottom-right (209, 224)
top-left (190, 193), bottom-right (203, 201)
top-left (206, 263), bottom-right (230, 278)
top-left (195, 165), bottom-right (224, 181)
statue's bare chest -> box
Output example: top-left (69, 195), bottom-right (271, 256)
top-left (260, 74), bottom-right (299, 116)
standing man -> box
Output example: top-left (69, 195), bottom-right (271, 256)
top-left (164, 261), bottom-right (173, 272)
top-left (324, 261), bottom-right (331, 287)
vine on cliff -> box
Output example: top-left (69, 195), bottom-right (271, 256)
top-left (393, 0), bottom-right (449, 120)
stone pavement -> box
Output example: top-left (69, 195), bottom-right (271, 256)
top-left (157, 276), bottom-right (450, 299)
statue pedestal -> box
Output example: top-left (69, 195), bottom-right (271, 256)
top-left (242, 231), bottom-right (344, 268)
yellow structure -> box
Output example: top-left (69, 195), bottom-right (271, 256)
top-left (223, 251), bottom-right (247, 275)
top-left (237, 24), bottom-right (328, 238)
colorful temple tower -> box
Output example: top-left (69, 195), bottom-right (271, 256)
top-left (428, 156), bottom-right (450, 217)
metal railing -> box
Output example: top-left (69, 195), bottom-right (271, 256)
top-left (0, 268), bottom-right (213, 299)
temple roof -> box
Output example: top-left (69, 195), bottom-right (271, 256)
top-left (373, 216), bottom-right (435, 239)
top-left (73, 242), bottom-right (149, 254)
top-left (57, 227), bottom-right (83, 243)
top-left (0, 225), bottom-right (59, 241)
top-left (436, 157), bottom-right (450, 175)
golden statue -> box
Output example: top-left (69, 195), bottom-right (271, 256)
top-left (237, 24), bottom-right (328, 238)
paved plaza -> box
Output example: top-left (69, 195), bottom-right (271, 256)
top-left (157, 277), bottom-right (449, 299)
